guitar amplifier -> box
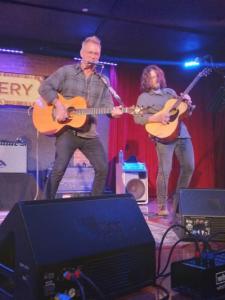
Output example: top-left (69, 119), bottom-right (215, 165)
top-left (116, 162), bottom-right (148, 204)
top-left (0, 141), bottom-right (27, 173)
top-left (177, 189), bottom-right (225, 241)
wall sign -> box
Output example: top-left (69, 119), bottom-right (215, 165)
top-left (0, 72), bottom-right (42, 106)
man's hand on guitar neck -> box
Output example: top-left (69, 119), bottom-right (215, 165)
top-left (180, 93), bottom-right (196, 116)
top-left (111, 105), bottom-right (123, 118)
top-left (53, 98), bottom-right (68, 122)
top-left (180, 93), bottom-right (192, 106)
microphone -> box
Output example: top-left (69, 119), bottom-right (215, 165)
top-left (90, 61), bottom-right (104, 66)
top-left (82, 60), bottom-right (104, 66)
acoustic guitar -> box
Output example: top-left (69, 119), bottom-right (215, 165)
top-left (145, 68), bottom-right (211, 143)
top-left (32, 94), bottom-right (143, 135)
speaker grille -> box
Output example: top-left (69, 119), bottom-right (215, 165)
top-left (179, 189), bottom-right (225, 216)
top-left (116, 163), bottom-right (148, 204)
top-left (80, 246), bottom-right (155, 297)
top-left (126, 178), bottom-right (145, 199)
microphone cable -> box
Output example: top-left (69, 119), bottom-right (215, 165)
top-left (63, 269), bottom-right (105, 300)
top-left (27, 105), bottom-right (39, 200)
top-left (79, 271), bottom-right (105, 300)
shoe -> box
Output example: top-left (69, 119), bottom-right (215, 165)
top-left (157, 206), bottom-right (169, 216)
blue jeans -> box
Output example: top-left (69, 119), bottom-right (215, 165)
top-left (44, 128), bottom-right (108, 199)
top-left (155, 138), bottom-right (195, 211)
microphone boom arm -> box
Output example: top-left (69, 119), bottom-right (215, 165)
top-left (97, 74), bottom-right (124, 105)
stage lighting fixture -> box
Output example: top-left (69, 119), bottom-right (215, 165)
top-left (184, 58), bottom-right (200, 68)
top-left (0, 48), bottom-right (24, 54)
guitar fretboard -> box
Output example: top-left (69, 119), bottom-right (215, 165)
top-left (171, 69), bottom-right (208, 110)
top-left (71, 107), bottom-right (129, 115)
top-left (183, 73), bottom-right (202, 95)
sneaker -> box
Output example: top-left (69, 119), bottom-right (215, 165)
top-left (157, 206), bottom-right (169, 216)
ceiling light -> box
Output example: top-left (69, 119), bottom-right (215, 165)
top-left (0, 48), bottom-right (24, 54)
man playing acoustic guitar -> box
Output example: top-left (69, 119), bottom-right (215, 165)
top-left (39, 36), bottom-right (122, 199)
top-left (134, 65), bottom-right (195, 218)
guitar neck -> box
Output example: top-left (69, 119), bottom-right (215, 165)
top-left (172, 71), bottom-right (204, 109)
top-left (183, 74), bottom-right (202, 95)
top-left (73, 107), bottom-right (128, 115)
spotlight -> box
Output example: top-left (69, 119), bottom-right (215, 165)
top-left (184, 58), bottom-right (200, 68)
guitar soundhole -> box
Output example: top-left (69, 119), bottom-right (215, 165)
top-left (67, 107), bottom-right (75, 115)
top-left (52, 107), bottom-right (72, 124)
top-left (169, 109), bottom-right (179, 122)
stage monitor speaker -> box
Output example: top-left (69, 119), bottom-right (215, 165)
top-left (116, 163), bottom-right (148, 204)
top-left (0, 194), bottom-right (155, 300)
top-left (0, 173), bottom-right (40, 211)
top-left (178, 188), bottom-right (225, 241)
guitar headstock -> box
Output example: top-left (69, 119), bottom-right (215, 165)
top-left (198, 67), bottom-right (212, 78)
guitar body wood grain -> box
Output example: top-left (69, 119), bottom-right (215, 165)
top-left (145, 98), bottom-right (188, 143)
top-left (32, 95), bottom-right (87, 135)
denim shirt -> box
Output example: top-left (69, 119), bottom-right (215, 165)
top-left (39, 63), bottom-right (114, 138)
top-left (134, 88), bottom-right (190, 138)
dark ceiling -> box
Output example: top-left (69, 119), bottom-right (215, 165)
top-left (0, 0), bottom-right (225, 63)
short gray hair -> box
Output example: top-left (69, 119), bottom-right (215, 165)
top-left (81, 36), bottom-right (101, 49)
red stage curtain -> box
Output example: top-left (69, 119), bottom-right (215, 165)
top-left (214, 109), bottom-right (225, 188)
top-left (108, 64), bottom-right (224, 196)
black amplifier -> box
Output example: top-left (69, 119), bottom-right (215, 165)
top-left (171, 251), bottom-right (225, 299)
top-left (0, 140), bottom-right (27, 173)
top-left (177, 189), bottom-right (225, 241)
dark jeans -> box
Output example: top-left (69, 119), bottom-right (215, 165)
top-left (155, 138), bottom-right (195, 211)
top-left (44, 128), bottom-right (108, 199)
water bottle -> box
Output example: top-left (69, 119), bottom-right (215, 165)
top-left (118, 149), bottom-right (124, 164)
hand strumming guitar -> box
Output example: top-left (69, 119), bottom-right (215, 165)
top-left (53, 98), bottom-right (68, 121)
top-left (148, 111), bottom-right (170, 125)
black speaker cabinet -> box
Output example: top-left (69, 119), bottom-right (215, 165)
top-left (178, 188), bottom-right (225, 241)
top-left (0, 194), bottom-right (155, 300)
top-left (0, 173), bottom-right (41, 211)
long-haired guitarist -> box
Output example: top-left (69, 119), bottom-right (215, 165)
top-left (134, 65), bottom-right (195, 218)
top-left (38, 36), bottom-right (122, 199)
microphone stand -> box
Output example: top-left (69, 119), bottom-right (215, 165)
top-left (95, 72), bottom-right (124, 106)
top-left (80, 59), bottom-right (123, 105)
